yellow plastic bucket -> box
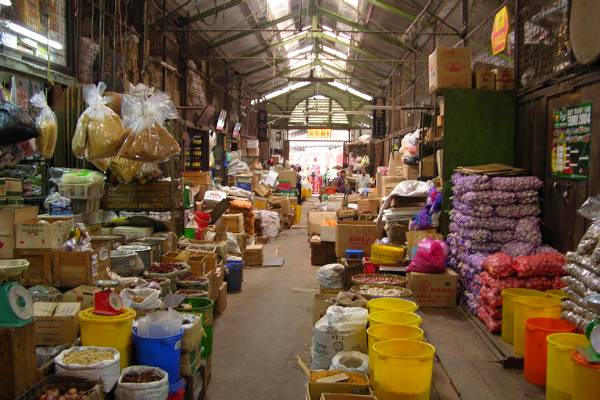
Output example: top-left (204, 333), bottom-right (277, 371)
top-left (501, 288), bottom-right (545, 344)
top-left (546, 333), bottom-right (589, 400)
top-left (368, 298), bottom-right (418, 314)
top-left (545, 289), bottom-right (568, 300)
top-left (571, 350), bottom-right (600, 400)
top-left (513, 296), bottom-right (561, 356)
top-left (367, 324), bottom-right (424, 382)
top-left (368, 311), bottom-right (422, 327)
top-left (293, 205), bottom-right (302, 224)
top-left (372, 339), bottom-right (435, 400)
top-left (79, 307), bottom-right (136, 369)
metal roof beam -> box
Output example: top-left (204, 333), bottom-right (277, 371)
top-left (239, 31), bottom-right (310, 58)
top-left (184, 0), bottom-right (244, 25)
top-left (259, 82), bottom-right (371, 104)
top-left (210, 11), bottom-right (301, 48)
top-left (364, 0), bottom-right (417, 23)
top-left (250, 63), bottom-right (314, 89)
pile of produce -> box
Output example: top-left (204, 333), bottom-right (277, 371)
top-left (351, 284), bottom-right (412, 299)
top-left (352, 274), bottom-right (406, 286)
top-left (147, 262), bottom-right (185, 273)
top-left (447, 173), bottom-right (561, 332)
top-left (62, 348), bottom-right (115, 365)
top-left (35, 388), bottom-right (80, 400)
top-left (121, 370), bottom-right (163, 383)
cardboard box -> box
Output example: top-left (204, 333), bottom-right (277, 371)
top-left (204, 270), bottom-right (217, 299)
top-left (216, 282), bottom-right (227, 314)
top-left (320, 223), bottom-right (337, 242)
top-left (222, 213), bottom-right (244, 233)
top-left (278, 169), bottom-right (298, 184)
top-left (34, 302), bottom-right (81, 345)
top-left (357, 198), bottom-right (379, 214)
top-left (180, 346), bottom-right (202, 377)
top-left (475, 69), bottom-right (496, 90)
top-left (17, 248), bottom-right (54, 286)
top-left (255, 183), bottom-right (272, 198)
top-left (15, 219), bottom-right (73, 249)
top-left (0, 206), bottom-right (39, 258)
top-left (244, 244), bottom-right (264, 266)
top-left (2, 177), bottom-right (23, 196)
top-left (313, 293), bottom-right (335, 324)
top-left (245, 147), bottom-right (259, 157)
top-left (308, 211), bottom-right (337, 237)
top-left (270, 196), bottom-right (291, 216)
top-left (298, 358), bottom-right (371, 400)
top-left (493, 67), bottom-right (514, 90)
top-left (429, 47), bottom-right (472, 93)
top-left (335, 221), bottom-right (379, 258)
top-left (183, 171), bottom-right (212, 187)
top-left (54, 246), bottom-right (110, 288)
top-left (62, 285), bottom-right (97, 309)
top-left (403, 164), bottom-right (418, 180)
top-left (181, 313), bottom-right (204, 352)
top-left (311, 239), bottom-right (337, 266)
top-left (408, 268), bottom-right (458, 307)
top-left (419, 154), bottom-right (435, 177)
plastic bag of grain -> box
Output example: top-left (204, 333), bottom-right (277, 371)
top-left (55, 346), bottom-right (120, 392)
top-left (115, 365), bottom-right (169, 400)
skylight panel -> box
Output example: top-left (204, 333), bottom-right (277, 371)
top-left (328, 81), bottom-right (372, 101)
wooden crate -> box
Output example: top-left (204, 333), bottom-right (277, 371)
top-left (16, 248), bottom-right (54, 286)
top-left (53, 245), bottom-right (110, 287)
top-left (0, 324), bottom-right (37, 400)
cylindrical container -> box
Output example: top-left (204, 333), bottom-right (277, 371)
top-left (571, 350), bottom-right (600, 400)
top-left (132, 327), bottom-right (184, 385)
top-left (501, 288), bottom-right (545, 344)
top-left (79, 307), bottom-right (136, 369)
top-left (524, 318), bottom-right (576, 386)
top-left (367, 324), bottom-right (424, 382)
top-left (368, 298), bottom-right (418, 314)
top-left (513, 297), bottom-right (562, 356)
top-left (546, 333), bottom-right (589, 400)
top-left (545, 289), bottom-right (568, 300)
top-left (226, 259), bottom-right (244, 292)
top-left (368, 311), bottom-right (422, 327)
top-left (181, 297), bottom-right (214, 358)
top-left (168, 378), bottom-right (185, 400)
top-left (372, 339), bottom-right (435, 400)
top-left (118, 245), bottom-right (152, 269)
top-left (110, 250), bottom-right (144, 277)
top-left (293, 205), bottom-right (303, 224)
top-left (138, 237), bottom-right (165, 262)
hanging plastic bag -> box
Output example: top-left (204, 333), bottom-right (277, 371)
top-left (72, 82), bottom-right (127, 160)
top-left (110, 155), bottom-right (143, 183)
top-left (136, 309), bottom-right (183, 338)
top-left (118, 90), bottom-right (180, 162)
top-left (91, 157), bottom-right (111, 172)
top-left (0, 97), bottom-right (38, 145)
top-left (407, 238), bottom-right (448, 273)
top-left (30, 91), bottom-right (57, 159)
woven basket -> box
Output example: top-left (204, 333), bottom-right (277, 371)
top-left (350, 284), bottom-right (413, 300)
top-left (351, 273), bottom-right (407, 287)
top-left (16, 375), bottom-right (103, 400)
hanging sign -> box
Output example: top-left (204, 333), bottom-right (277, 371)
top-left (491, 6), bottom-right (510, 55)
top-left (372, 97), bottom-right (386, 139)
top-left (216, 110), bottom-right (227, 131)
top-left (308, 128), bottom-right (331, 139)
top-left (257, 110), bottom-right (268, 141)
top-left (232, 122), bottom-right (241, 138)
top-left (551, 102), bottom-right (592, 180)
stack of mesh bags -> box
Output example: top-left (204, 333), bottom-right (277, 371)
top-left (562, 222), bottom-right (600, 331)
top-left (447, 173), bottom-right (553, 322)
top-left (476, 252), bottom-right (565, 332)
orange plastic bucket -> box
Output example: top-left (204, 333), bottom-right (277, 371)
top-left (524, 318), bottom-right (576, 386)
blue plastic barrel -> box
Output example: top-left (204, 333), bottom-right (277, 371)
top-left (132, 327), bottom-right (184, 385)
top-left (168, 377), bottom-right (185, 399)
top-left (346, 249), bottom-right (364, 259)
top-left (226, 259), bottom-right (244, 292)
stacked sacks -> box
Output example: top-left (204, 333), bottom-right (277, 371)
top-left (562, 222), bottom-right (600, 330)
top-left (447, 174), bottom-right (551, 318)
top-left (477, 252), bottom-right (565, 332)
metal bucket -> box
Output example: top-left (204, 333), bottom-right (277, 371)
top-left (138, 237), bottom-right (164, 262)
top-left (110, 249), bottom-right (144, 277)
top-left (118, 245), bottom-right (153, 268)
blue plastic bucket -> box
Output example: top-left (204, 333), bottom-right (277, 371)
top-left (346, 249), bottom-right (364, 259)
top-left (226, 259), bottom-right (243, 292)
top-left (168, 377), bottom-right (185, 399)
top-left (133, 327), bottom-right (184, 385)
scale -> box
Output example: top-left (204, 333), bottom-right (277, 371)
top-left (93, 280), bottom-right (124, 316)
top-left (0, 259), bottom-right (33, 327)
top-left (578, 294), bottom-right (600, 363)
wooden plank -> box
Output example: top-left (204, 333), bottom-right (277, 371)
top-left (0, 324), bottom-right (37, 400)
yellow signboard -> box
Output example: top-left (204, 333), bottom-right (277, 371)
top-left (307, 128), bottom-right (331, 138)
top-left (491, 6), bottom-right (510, 55)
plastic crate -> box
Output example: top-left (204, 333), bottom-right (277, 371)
top-left (58, 182), bottom-right (104, 199)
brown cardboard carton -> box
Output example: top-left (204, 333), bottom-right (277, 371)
top-left (407, 268), bottom-right (458, 307)
top-left (0, 206), bottom-right (39, 258)
top-left (34, 302), bottom-right (81, 345)
top-left (403, 164), bottom-right (418, 180)
top-left (216, 282), bottom-right (227, 314)
top-left (493, 67), bottom-right (514, 90)
top-left (222, 213), bottom-right (244, 233)
top-left (255, 183), bottom-right (272, 197)
top-left (244, 244), bottom-right (264, 266)
top-left (429, 47), bottom-right (472, 93)
top-left (181, 313), bottom-right (204, 352)
top-left (419, 155), bottom-right (435, 177)
top-left (307, 211), bottom-right (337, 237)
top-left (357, 198), bottom-right (379, 214)
top-left (15, 219), bottom-right (74, 249)
top-left (335, 221), bottom-right (379, 258)
top-left (278, 169), bottom-right (298, 184)
top-left (62, 285), bottom-right (97, 309)
top-left (298, 357), bottom-right (371, 400)
top-left (475, 69), bottom-right (496, 90)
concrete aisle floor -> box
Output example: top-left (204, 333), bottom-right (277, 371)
top-left (205, 220), bottom-right (316, 399)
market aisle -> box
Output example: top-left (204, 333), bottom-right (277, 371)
top-left (205, 210), bottom-right (317, 399)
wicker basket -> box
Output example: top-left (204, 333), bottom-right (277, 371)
top-left (143, 262), bottom-right (191, 292)
top-left (103, 180), bottom-right (183, 210)
top-left (16, 375), bottom-right (103, 400)
top-left (350, 284), bottom-right (413, 300)
top-left (351, 273), bottom-right (407, 287)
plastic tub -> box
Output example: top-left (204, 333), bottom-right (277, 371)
top-left (372, 339), bottom-right (435, 400)
top-left (110, 250), bottom-right (143, 277)
top-left (501, 288), bottom-right (545, 344)
top-left (513, 297), bottom-right (562, 356)
top-left (368, 311), bottom-right (422, 327)
top-left (546, 333), bottom-right (589, 400)
top-left (368, 298), bottom-right (418, 314)
top-left (524, 318), bottom-right (576, 386)
top-left (133, 327), bottom-right (184, 385)
top-left (545, 289), bottom-right (568, 300)
top-left (367, 324), bottom-right (424, 381)
top-left (79, 307), bottom-right (136, 369)
top-left (226, 259), bottom-right (244, 292)
top-left (571, 350), bottom-right (600, 400)
top-left (181, 297), bottom-right (214, 358)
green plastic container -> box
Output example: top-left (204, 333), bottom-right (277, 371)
top-left (182, 297), bottom-right (214, 358)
